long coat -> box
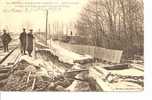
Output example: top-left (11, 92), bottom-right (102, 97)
top-left (19, 32), bottom-right (26, 49)
top-left (1, 33), bottom-right (12, 45)
top-left (26, 33), bottom-right (34, 51)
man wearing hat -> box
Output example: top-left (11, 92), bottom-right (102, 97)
top-left (26, 29), bottom-right (34, 57)
top-left (19, 28), bottom-right (27, 55)
top-left (1, 29), bottom-right (12, 52)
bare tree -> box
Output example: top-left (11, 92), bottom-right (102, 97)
top-left (76, 0), bottom-right (144, 57)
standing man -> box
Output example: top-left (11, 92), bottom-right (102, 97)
top-left (19, 28), bottom-right (27, 55)
top-left (1, 29), bottom-right (12, 52)
top-left (26, 29), bottom-right (34, 57)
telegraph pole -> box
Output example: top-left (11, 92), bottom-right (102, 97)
top-left (49, 24), bottom-right (51, 47)
top-left (94, 0), bottom-right (98, 59)
top-left (45, 10), bottom-right (48, 45)
top-left (96, 0), bottom-right (98, 47)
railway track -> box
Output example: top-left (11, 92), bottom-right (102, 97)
top-left (0, 47), bottom-right (21, 66)
top-left (0, 47), bottom-right (22, 86)
top-left (0, 47), bottom-right (18, 65)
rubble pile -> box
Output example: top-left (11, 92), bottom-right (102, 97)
top-left (0, 49), bottom-right (96, 91)
top-left (1, 60), bottom-right (32, 91)
top-left (0, 60), bottom-right (72, 91)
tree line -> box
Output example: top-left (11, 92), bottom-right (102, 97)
top-left (76, 0), bottom-right (144, 57)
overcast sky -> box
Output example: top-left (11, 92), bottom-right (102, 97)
top-left (0, 0), bottom-right (88, 33)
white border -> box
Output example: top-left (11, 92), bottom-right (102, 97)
top-left (1, 0), bottom-right (152, 100)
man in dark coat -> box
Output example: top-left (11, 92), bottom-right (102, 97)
top-left (26, 29), bottom-right (34, 57)
top-left (19, 28), bottom-right (27, 54)
top-left (1, 29), bottom-right (12, 52)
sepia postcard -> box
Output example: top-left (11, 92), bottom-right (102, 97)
top-left (0, 0), bottom-right (144, 92)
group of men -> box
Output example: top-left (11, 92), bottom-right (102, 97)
top-left (0, 28), bottom-right (34, 57)
top-left (19, 28), bottom-right (34, 57)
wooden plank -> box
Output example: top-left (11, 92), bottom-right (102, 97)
top-left (88, 66), bottom-right (112, 91)
top-left (31, 78), bottom-right (36, 91)
top-left (96, 78), bottom-right (112, 91)
top-left (130, 64), bottom-right (144, 71)
top-left (26, 72), bottom-right (31, 83)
